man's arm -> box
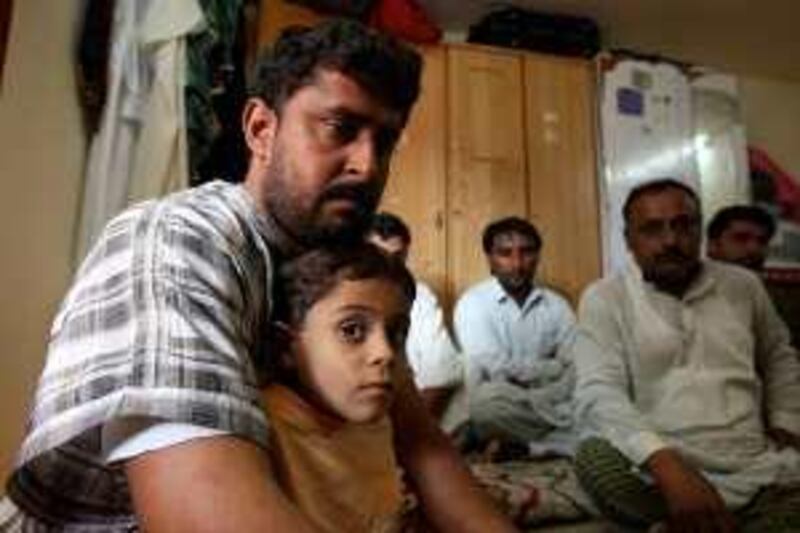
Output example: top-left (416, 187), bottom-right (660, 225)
top-left (453, 293), bottom-right (510, 385)
top-left (420, 386), bottom-right (457, 420)
top-left (391, 361), bottom-right (517, 533)
top-left (126, 436), bottom-right (320, 533)
top-left (124, 361), bottom-right (514, 533)
top-left (752, 277), bottom-right (800, 441)
top-left (572, 287), bottom-right (668, 463)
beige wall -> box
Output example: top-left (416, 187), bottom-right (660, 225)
top-left (0, 0), bottom-right (84, 484)
top-left (740, 76), bottom-right (800, 183)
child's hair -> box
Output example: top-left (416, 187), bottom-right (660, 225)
top-left (275, 243), bottom-right (417, 328)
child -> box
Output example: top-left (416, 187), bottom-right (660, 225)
top-left (262, 243), bottom-right (422, 533)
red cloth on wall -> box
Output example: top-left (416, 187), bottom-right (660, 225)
top-left (368, 0), bottom-right (442, 44)
top-left (749, 146), bottom-right (800, 224)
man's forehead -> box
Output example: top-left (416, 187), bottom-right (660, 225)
top-left (726, 220), bottom-right (769, 237)
top-left (492, 232), bottom-right (536, 248)
top-left (631, 188), bottom-right (698, 220)
top-left (291, 68), bottom-right (405, 126)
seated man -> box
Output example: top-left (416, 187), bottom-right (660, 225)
top-left (454, 216), bottom-right (576, 457)
top-left (368, 212), bottom-right (464, 429)
top-left (706, 204), bottom-right (797, 348)
top-left (572, 179), bottom-right (800, 532)
top-left (707, 204), bottom-right (776, 272)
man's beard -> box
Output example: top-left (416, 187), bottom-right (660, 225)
top-left (264, 151), bottom-right (381, 248)
top-left (309, 181), bottom-right (381, 245)
top-left (641, 249), bottom-right (701, 293)
top-left (494, 272), bottom-right (533, 299)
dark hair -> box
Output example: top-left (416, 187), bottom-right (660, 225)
top-left (250, 19), bottom-right (422, 120)
top-left (276, 243), bottom-right (416, 327)
top-left (482, 216), bottom-right (542, 254)
top-left (369, 212), bottom-right (411, 245)
top-left (623, 179), bottom-right (701, 227)
top-left (706, 205), bottom-right (776, 241)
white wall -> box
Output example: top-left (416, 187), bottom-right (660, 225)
top-left (740, 76), bottom-right (800, 183)
top-left (0, 0), bottom-right (84, 485)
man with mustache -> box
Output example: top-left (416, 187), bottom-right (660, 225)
top-left (707, 204), bottom-right (776, 272)
top-left (453, 216), bottom-right (577, 458)
top-left (0, 20), bottom-right (515, 532)
top-left (572, 179), bottom-right (800, 532)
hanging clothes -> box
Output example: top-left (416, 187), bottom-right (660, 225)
top-left (185, 0), bottom-right (249, 186)
top-left (76, 0), bottom-right (115, 136)
top-left (128, 0), bottom-right (206, 201)
top-left (73, 0), bottom-right (206, 265)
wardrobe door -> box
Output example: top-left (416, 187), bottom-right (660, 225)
top-left (524, 53), bottom-right (601, 305)
top-left (447, 46), bottom-right (528, 302)
top-left (381, 46), bottom-right (448, 295)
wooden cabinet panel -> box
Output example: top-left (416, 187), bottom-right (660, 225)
top-left (446, 47), bottom-right (528, 301)
top-left (524, 54), bottom-right (601, 305)
top-left (381, 46), bottom-right (448, 294)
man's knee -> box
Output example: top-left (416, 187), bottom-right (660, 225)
top-left (468, 385), bottom-right (523, 427)
top-left (574, 437), bottom-right (667, 527)
top-left (739, 483), bottom-right (800, 533)
top-left (575, 437), bottom-right (629, 469)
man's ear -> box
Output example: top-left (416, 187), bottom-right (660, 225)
top-left (242, 97), bottom-right (278, 162)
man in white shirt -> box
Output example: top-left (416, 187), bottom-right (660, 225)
top-left (454, 216), bottom-right (576, 457)
top-left (572, 179), bottom-right (800, 532)
top-left (367, 212), bottom-right (464, 429)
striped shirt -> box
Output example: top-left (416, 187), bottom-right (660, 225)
top-left (3, 181), bottom-right (281, 530)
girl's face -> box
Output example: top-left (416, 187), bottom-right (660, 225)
top-left (290, 278), bottom-right (410, 424)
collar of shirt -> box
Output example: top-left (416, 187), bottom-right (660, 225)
top-left (489, 277), bottom-right (545, 313)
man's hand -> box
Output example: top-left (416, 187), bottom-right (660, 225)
top-left (420, 386), bottom-right (456, 420)
top-left (646, 449), bottom-right (736, 533)
top-left (767, 427), bottom-right (800, 451)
